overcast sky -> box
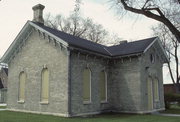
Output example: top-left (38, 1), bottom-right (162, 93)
top-left (0, 0), bottom-right (175, 84)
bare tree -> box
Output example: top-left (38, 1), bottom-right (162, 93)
top-left (113, 0), bottom-right (180, 43)
top-left (45, 13), bottom-right (111, 44)
top-left (153, 23), bottom-right (180, 92)
top-left (44, 0), bottom-right (114, 44)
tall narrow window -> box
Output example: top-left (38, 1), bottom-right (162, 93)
top-left (99, 70), bottom-right (107, 102)
top-left (19, 71), bottom-right (26, 102)
top-left (41, 68), bottom-right (49, 102)
top-left (83, 68), bottom-right (91, 102)
top-left (154, 78), bottom-right (159, 101)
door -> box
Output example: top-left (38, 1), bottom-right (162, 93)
top-left (147, 77), bottom-right (153, 110)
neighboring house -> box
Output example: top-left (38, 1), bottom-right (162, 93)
top-left (0, 4), bottom-right (169, 117)
top-left (164, 84), bottom-right (176, 94)
top-left (0, 67), bottom-right (8, 103)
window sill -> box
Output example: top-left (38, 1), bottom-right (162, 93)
top-left (83, 101), bottom-right (91, 105)
top-left (17, 100), bottom-right (25, 104)
top-left (100, 101), bottom-right (108, 104)
top-left (40, 101), bottom-right (49, 105)
top-left (155, 100), bottom-right (159, 102)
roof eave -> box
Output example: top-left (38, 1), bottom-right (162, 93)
top-left (112, 52), bottom-right (143, 59)
top-left (29, 21), bottom-right (69, 47)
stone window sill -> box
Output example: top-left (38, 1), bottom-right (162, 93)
top-left (100, 101), bottom-right (108, 104)
top-left (155, 100), bottom-right (159, 102)
top-left (83, 101), bottom-right (91, 105)
top-left (17, 100), bottom-right (25, 104)
top-left (40, 101), bottom-right (49, 105)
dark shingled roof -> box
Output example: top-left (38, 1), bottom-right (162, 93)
top-left (32, 22), bottom-right (156, 57)
top-left (107, 37), bottom-right (156, 57)
top-left (33, 22), bottom-right (109, 56)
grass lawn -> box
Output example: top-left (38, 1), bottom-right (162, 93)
top-left (0, 111), bottom-right (180, 122)
top-left (0, 106), bottom-right (6, 109)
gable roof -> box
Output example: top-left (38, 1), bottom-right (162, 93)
top-left (0, 21), bottom-right (169, 63)
top-left (32, 22), bottom-right (159, 57)
top-left (107, 37), bottom-right (156, 57)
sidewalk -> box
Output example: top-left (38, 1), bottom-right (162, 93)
top-left (159, 113), bottom-right (180, 117)
top-left (0, 103), bottom-right (7, 106)
top-left (152, 111), bottom-right (180, 117)
top-left (0, 109), bottom-right (6, 111)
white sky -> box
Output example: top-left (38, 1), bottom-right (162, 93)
top-left (0, 0), bottom-right (177, 84)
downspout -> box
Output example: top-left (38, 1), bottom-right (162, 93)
top-left (67, 49), bottom-right (72, 117)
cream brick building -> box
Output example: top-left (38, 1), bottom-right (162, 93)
top-left (0, 4), bottom-right (169, 117)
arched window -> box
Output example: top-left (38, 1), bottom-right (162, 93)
top-left (19, 71), bottom-right (26, 101)
top-left (154, 78), bottom-right (159, 101)
top-left (99, 70), bottom-right (107, 102)
top-left (41, 68), bottom-right (49, 102)
top-left (82, 68), bottom-right (91, 102)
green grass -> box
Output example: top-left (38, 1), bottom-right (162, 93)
top-left (0, 106), bottom-right (6, 109)
top-left (0, 111), bottom-right (180, 122)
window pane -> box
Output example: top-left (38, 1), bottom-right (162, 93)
top-left (83, 68), bottom-right (91, 102)
top-left (41, 68), bottom-right (49, 102)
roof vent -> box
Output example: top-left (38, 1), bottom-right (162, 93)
top-left (32, 4), bottom-right (45, 24)
top-left (119, 40), bottom-right (128, 44)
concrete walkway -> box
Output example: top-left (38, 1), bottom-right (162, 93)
top-left (0, 103), bottom-right (7, 106)
top-left (159, 113), bottom-right (180, 117)
top-left (0, 109), bottom-right (6, 111)
top-left (152, 112), bottom-right (180, 117)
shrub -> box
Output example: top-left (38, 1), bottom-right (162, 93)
top-left (164, 93), bottom-right (180, 109)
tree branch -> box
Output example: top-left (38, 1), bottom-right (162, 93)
top-left (119, 0), bottom-right (180, 43)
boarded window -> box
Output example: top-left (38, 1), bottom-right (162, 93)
top-left (19, 71), bottom-right (26, 101)
top-left (41, 68), bottom-right (49, 102)
top-left (154, 78), bottom-right (159, 101)
top-left (147, 77), bottom-right (153, 110)
top-left (99, 71), bottom-right (107, 102)
top-left (83, 68), bottom-right (91, 102)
